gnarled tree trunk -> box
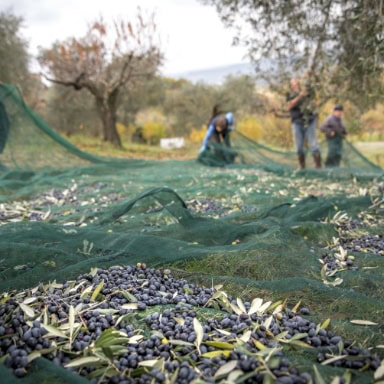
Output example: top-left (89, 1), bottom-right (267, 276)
top-left (95, 90), bottom-right (122, 148)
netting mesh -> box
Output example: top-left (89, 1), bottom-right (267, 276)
top-left (0, 83), bottom-right (383, 383)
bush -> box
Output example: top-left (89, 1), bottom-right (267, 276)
top-left (142, 121), bottom-right (167, 145)
top-left (260, 115), bottom-right (292, 149)
top-left (237, 117), bottom-right (263, 141)
top-left (116, 122), bottom-right (136, 141)
top-left (189, 125), bottom-right (207, 143)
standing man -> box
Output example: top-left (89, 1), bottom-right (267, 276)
top-left (320, 105), bottom-right (347, 167)
top-left (286, 77), bottom-right (321, 169)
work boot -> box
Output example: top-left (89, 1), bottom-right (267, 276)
top-left (313, 152), bottom-right (322, 169)
top-left (298, 154), bottom-right (305, 169)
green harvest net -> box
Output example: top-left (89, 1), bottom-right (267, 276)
top-left (0, 83), bottom-right (383, 383)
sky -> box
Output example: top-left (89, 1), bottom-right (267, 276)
top-left (2, 0), bottom-right (250, 75)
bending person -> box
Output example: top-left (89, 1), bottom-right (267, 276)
top-left (198, 112), bottom-right (237, 166)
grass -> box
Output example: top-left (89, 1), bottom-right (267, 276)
top-left (67, 134), bottom-right (199, 160)
top-left (68, 133), bottom-right (384, 168)
top-left (354, 141), bottom-right (384, 167)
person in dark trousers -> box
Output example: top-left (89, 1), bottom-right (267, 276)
top-left (320, 105), bottom-right (347, 167)
top-left (286, 77), bottom-right (321, 169)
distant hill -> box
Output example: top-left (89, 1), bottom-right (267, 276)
top-left (167, 62), bottom-right (255, 85)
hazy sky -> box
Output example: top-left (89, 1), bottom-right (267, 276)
top-left (2, 0), bottom-right (249, 74)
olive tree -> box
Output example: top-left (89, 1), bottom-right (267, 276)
top-left (39, 11), bottom-right (163, 147)
top-left (0, 11), bottom-right (30, 90)
top-left (202, 0), bottom-right (384, 110)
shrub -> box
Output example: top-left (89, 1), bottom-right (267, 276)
top-left (237, 117), bottom-right (263, 141)
top-left (189, 125), bottom-right (207, 143)
top-left (142, 121), bottom-right (167, 145)
top-left (260, 114), bottom-right (293, 150)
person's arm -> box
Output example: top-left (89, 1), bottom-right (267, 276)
top-left (286, 90), bottom-right (307, 110)
top-left (200, 124), bottom-right (215, 152)
top-left (320, 116), bottom-right (335, 136)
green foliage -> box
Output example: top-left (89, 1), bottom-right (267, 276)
top-left (164, 81), bottom-right (227, 136)
top-left (202, 0), bottom-right (384, 110)
top-left (118, 75), bottom-right (166, 127)
top-left (0, 11), bottom-right (30, 94)
top-left (360, 103), bottom-right (384, 140)
top-left (142, 121), bottom-right (167, 145)
top-left (41, 85), bottom-right (101, 137)
top-left (237, 116), bottom-right (263, 141)
top-left (260, 114), bottom-right (293, 150)
top-left (221, 75), bottom-right (267, 116)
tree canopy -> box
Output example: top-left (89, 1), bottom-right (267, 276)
top-left (202, 0), bottom-right (384, 110)
top-left (0, 11), bottom-right (30, 90)
top-left (39, 11), bottom-right (163, 146)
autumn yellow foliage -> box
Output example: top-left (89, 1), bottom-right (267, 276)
top-left (237, 117), bottom-right (263, 141)
top-left (189, 125), bottom-right (207, 143)
top-left (142, 121), bottom-right (167, 145)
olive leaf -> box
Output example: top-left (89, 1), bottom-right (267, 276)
top-left (324, 278), bottom-right (344, 287)
top-left (121, 290), bottom-right (138, 302)
top-left (168, 339), bottom-right (194, 347)
top-left (239, 330), bottom-right (251, 343)
top-left (253, 339), bottom-right (267, 351)
top-left (236, 297), bottom-right (246, 313)
top-left (312, 364), bottom-right (327, 384)
top-left (227, 370), bottom-right (245, 382)
top-left (291, 300), bottom-right (301, 313)
top-left (173, 317), bottom-right (185, 326)
top-left (320, 318), bottom-right (331, 330)
top-left (139, 358), bottom-right (164, 370)
top-left (248, 297), bottom-right (263, 315)
top-left (321, 355), bottom-right (348, 365)
top-left (374, 364), bottom-right (384, 380)
top-left (27, 351), bottom-right (41, 363)
top-left (268, 300), bottom-right (283, 313)
top-left (121, 303), bottom-right (138, 310)
top-left (94, 329), bottom-right (122, 347)
top-left (350, 319), bottom-right (378, 326)
top-left (23, 297), bottom-right (37, 305)
top-left (128, 335), bottom-right (144, 344)
top-left (263, 316), bottom-right (273, 330)
top-left (215, 328), bottom-right (231, 336)
top-left (68, 305), bottom-right (75, 343)
top-left (19, 303), bottom-right (35, 318)
top-left (41, 324), bottom-right (68, 339)
top-left (214, 360), bottom-right (238, 379)
top-left (202, 350), bottom-right (232, 358)
top-left (65, 356), bottom-right (103, 368)
top-left (230, 302), bottom-right (243, 316)
top-left (204, 341), bottom-right (234, 350)
top-left (193, 317), bottom-right (204, 353)
top-left (91, 280), bottom-right (104, 301)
